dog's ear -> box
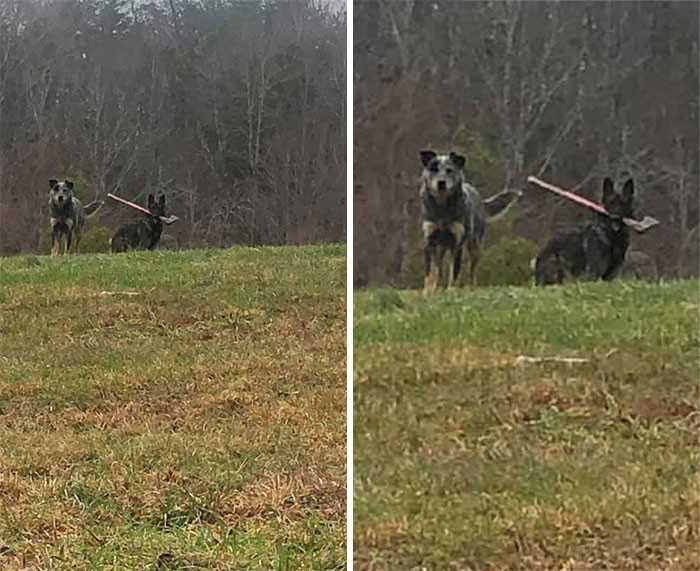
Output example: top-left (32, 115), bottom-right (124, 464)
top-left (147, 194), bottom-right (155, 208)
top-left (158, 194), bottom-right (166, 207)
top-left (602, 177), bottom-right (615, 203)
top-left (49, 179), bottom-right (58, 189)
top-left (420, 150), bottom-right (437, 167)
top-left (65, 180), bottom-right (74, 190)
top-left (622, 178), bottom-right (634, 201)
top-left (449, 152), bottom-right (466, 170)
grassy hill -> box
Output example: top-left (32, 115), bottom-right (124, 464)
top-left (0, 245), bottom-right (346, 570)
top-left (354, 280), bottom-right (699, 570)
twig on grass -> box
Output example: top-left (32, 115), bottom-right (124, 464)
top-left (99, 291), bottom-right (142, 297)
top-left (515, 355), bottom-right (589, 366)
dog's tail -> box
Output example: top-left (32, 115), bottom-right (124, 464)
top-left (84, 200), bottom-right (104, 218)
top-left (483, 189), bottom-right (522, 220)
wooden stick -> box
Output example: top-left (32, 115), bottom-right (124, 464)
top-left (107, 193), bottom-right (179, 225)
top-left (527, 176), bottom-right (659, 233)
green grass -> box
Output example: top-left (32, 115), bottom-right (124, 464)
top-left (0, 245), bottom-right (346, 570)
top-left (354, 280), bottom-right (700, 570)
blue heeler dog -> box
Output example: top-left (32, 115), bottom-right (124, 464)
top-left (534, 177), bottom-right (635, 285)
top-left (110, 194), bottom-right (167, 252)
top-left (420, 150), bottom-right (522, 291)
top-left (48, 179), bottom-right (103, 256)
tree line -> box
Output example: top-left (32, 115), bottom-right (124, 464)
top-left (0, 0), bottom-right (346, 253)
top-left (354, 0), bottom-right (698, 285)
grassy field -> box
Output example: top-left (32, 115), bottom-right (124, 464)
top-left (0, 245), bottom-right (346, 570)
top-left (354, 280), bottom-right (699, 570)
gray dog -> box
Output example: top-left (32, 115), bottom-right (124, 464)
top-left (420, 150), bottom-right (521, 291)
top-left (48, 179), bottom-right (103, 256)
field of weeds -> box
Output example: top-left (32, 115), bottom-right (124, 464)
top-left (354, 280), bottom-right (699, 570)
top-left (0, 245), bottom-right (346, 570)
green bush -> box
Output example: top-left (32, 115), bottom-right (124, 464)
top-left (477, 236), bottom-right (539, 286)
top-left (482, 216), bottom-right (516, 248)
top-left (79, 223), bottom-right (112, 253)
top-left (397, 215), bottom-right (537, 288)
top-left (37, 222), bottom-right (112, 255)
top-left (478, 215), bottom-right (539, 286)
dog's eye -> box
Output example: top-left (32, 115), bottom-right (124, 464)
top-left (428, 162), bottom-right (439, 173)
top-left (445, 168), bottom-right (454, 175)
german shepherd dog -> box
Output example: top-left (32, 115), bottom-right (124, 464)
top-left (48, 179), bottom-right (103, 256)
top-left (534, 177), bottom-right (635, 285)
top-left (111, 194), bottom-right (166, 252)
top-left (420, 150), bottom-right (522, 291)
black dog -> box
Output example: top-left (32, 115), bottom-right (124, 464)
top-left (111, 194), bottom-right (166, 253)
top-left (534, 177), bottom-right (635, 285)
top-left (420, 150), bottom-right (521, 291)
top-left (48, 179), bottom-right (103, 256)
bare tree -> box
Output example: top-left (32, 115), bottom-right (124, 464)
top-left (354, 0), bottom-right (698, 285)
top-left (0, 0), bottom-right (346, 253)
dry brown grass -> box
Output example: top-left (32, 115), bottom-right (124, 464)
top-left (0, 245), bottom-right (346, 569)
top-left (354, 281), bottom-right (699, 570)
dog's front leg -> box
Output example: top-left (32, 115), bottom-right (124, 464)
top-left (447, 247), bottom-right (463, 288)
top-left (64, 220), bottom-right (74, 255)
top-left (423, 222), bottom-right (439, 293)
top-left (51, 235), bottom-right (58, 257)
top-left (467, 242), bottom-right (481, 286)
top-left (50, 220), bottom-right (59, 257)
top-left (446, 223), bottom-right (465, 288)
top-left (435, 245), bottom-right (448, 289)
top-left (585, 245), bottom-right (609, 281)
top-left (424, 243), bottom-right (440, 293)
top-left (70, 228), bottom-right (81, 254)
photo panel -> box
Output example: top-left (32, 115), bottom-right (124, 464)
top-left (0, 0), bottom-right (348, 568)
top-left (353, 1), bottom-right (699, 569)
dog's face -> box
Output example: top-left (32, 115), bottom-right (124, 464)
top-left (148, 194), bottom-right (167, 218)
top-left (420, 150), bottom-right (466, 204)
top-left (49, 179), bottom-right (75, 208)
top-left (601, 177), bottom-right (635, 221)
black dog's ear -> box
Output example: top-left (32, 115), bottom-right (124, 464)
top-left (147, 194), bottom-right (155, 208)
top-left (420, 150), bottom-right (437, 167)
top-left (622, 178), bottom-right (634, 201)
top-left (49, 179), bottom-right (58, 189)
top-left (449, 152), bottom-right (466, 170)
top-left (602, 177), bottom-right (615, 202)
top-left (65, 180), bottom-right (74, 189)
top-left (158, 194), bottom-right (166, 207)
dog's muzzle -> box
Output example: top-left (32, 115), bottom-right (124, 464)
top-left (610, 217), bottom-right (624, 232)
